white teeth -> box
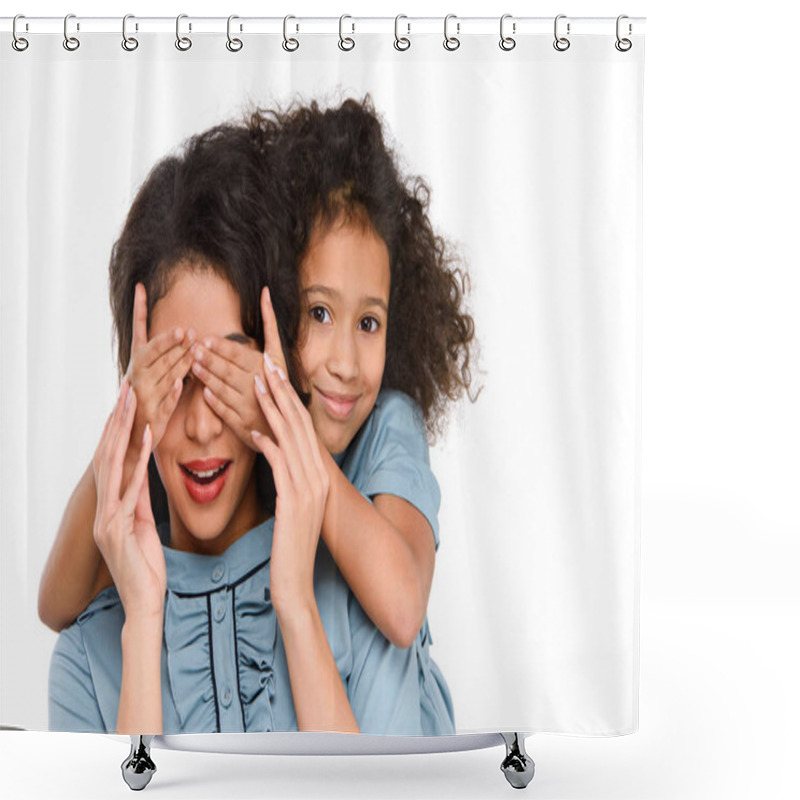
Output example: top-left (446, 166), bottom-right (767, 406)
top-left (188, 467), bottom-right (223, 479)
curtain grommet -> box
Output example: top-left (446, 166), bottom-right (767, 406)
top-left (282, 15), bottom-right (299, 52)
top-left (338, 14), bottom-right (355, 51)
top-left (175, 14), bottom-right (192, 51)
top-left (12, 15), bottom-right (29, 52)
top-left (499, 14), bottom-right (516, 51)
top-left (553, 14), bottom-right (570, 52)
top-left (121, 14), bottom-right (139, 52)
top-left (443, 14), bottom-right (460, 51)
top-left (226, 15), bottom-right (243, 52)
top-left (615, 15), bottom-right (632, 52)
top-left (394, 15), bottom-right (411, 51)
top-left (63, 14), bottom-right (80, 52)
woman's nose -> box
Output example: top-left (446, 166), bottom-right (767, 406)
top-left (184, 379), bottom-right (223, 443)
top-left (327, 329), bottom-right (359, 382)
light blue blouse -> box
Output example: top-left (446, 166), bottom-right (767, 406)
top-left (49, 390), bottom-right (454, 735)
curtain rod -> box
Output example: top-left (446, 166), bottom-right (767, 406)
top-left (2, 16), bottom-right (646, 37)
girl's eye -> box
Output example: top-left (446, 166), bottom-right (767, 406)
top-left (309, 306), bottom-right (331, 324)
top-left (359, 316), bottom-right (380, 333)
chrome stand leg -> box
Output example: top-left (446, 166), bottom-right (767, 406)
top-left (500, 732), bottom-right (535, 789)
top-left (121, 735), bottom-right (156, 791)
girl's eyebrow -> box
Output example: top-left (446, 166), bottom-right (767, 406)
top-left (303, 284), bottom-right (388, 313)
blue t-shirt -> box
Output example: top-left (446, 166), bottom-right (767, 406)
top-left (48, 390), bottom-right (453, 735)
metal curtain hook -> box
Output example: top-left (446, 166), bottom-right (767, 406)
top-left (176, 14), bottom-right (192, 51)
top-left (227, 15), bottom-right (243, 52)
top-left (443, 14), bottom-right (460, 51)
top-left (499, 14), bottom-right (516, 51)
top-left (122, 14), bottom-right (138, 51)
top-left (394, 14), bottom-right (410, 51)
top-left (553, 14), bottom-right (570, 52)
top-left (12, 15), bottom-right (29, 51)
top-left (282, 15), bottom-right (299, 52)
top-left (63, 13), bottom-right (80, 51)
top-left (339, 14), bottom-right (355, 51)
top-left (615, 14), bottom-right (632, 51)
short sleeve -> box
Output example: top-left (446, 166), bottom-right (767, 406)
top-left (346, 391), bottom-right (441, 549)
top-left (49, 624), bottom-right (105, 732)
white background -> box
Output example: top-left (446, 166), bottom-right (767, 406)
top-left (2, 1), bottom-right (799, 799)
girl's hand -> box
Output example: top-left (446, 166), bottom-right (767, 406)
top-left (125, 282), bottom-right (195, 461)
top-left (191, 287), bottom-right (286, 451)
top-left (251, 353), bottom-right (329, 612)
top-left (93, 380), bottom-right (166, 622)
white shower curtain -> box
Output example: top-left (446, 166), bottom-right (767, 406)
top-left (0, 18), bottom-right (643, 736)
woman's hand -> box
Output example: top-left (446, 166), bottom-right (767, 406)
top-left (93, 380), bottom-right (166, 622)
top-left (123, 283), bottom-right (195, 467)
top-left (250, 351), bottom-right (329, 613)
top-left (190, 287), bottom-right (285, 450)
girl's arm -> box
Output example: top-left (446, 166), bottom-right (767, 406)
top-left (38, 461), bottom-right (112, 631)
top-left (38, 284), bottom-right (193, 632)
top-left (198, 287), bottom-right (433, 649)
top-left (252, 361), bottom-right (358, 733)
top-left (319, 456), bottom-right (435, 650)
top-left (94, 382), bottom-right (166, 734)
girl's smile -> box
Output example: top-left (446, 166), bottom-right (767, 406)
top-left (298, 218), bottom-right (390, 455)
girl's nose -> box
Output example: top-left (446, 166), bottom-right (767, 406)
top-left (184, 379), bottom-right (223, 443)
top-left (327, 329), bottom-right (359, 382)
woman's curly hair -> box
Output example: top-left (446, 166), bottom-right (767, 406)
top-left (246, 97), bottom-right (477, 437)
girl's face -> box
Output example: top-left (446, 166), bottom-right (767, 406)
top-left (297, 219), bottom-right (391, 455)
top-left (150, 265), bottom-right (263, 554)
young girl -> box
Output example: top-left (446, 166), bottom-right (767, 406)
top-left (45, 100), bottom-right (475, 732)
top-left (49, 120), bottom-right (454, 735)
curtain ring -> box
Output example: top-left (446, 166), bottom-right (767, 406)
top-left (175, 14), bottom-right (192, 51)
top-left (443, 14), bottom-right (460, 51)
top-left (122, 14), bottom-right (139, 51)
top-left (339, 15), bottom-right (355, 51)
top-left (499, 14), bottom-right (516, 51)
top-left (63, 14), bottom-right (80, 51)
top-left (615, 15), bottom-right (632, 52)
top-left (226, 15), bottom-right (243, 52)
top-left (553, 14), bottom-right (570, 52)
top-left (12, 15), bottom-right (29, 52)
top-left (282, 15), bottom-right (299, 52)
top-left (394, 14), bottom-right (410, 51)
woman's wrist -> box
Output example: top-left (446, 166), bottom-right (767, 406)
top-left (122, 611), bottom-right (164, 646)
top-left (273, 589), bottom-right (318, 633)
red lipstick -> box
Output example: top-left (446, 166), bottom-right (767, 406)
top-left (180, 458), bottom-right (231, 504)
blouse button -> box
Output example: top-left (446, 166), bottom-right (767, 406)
top-left (213, 603), bottom-right (226, 623)
top-left (211, 563), bottom-right (225, 583)
top-left (221, 686), bottom-right (232, 707)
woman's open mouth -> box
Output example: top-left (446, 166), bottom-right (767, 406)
top-left (180, 459), bottom-right (231, 504)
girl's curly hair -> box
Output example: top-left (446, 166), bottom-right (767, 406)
top-left (246, 97), bottom-right (477, 437)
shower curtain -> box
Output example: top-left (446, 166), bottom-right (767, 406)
top-left (0, 16), bottom-right (643, 737)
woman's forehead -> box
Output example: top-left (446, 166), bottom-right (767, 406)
top-left (149, 265), bottom-right (245, 339)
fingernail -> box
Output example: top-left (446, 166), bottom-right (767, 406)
top-left (265, 287), bottom-right (271, 303)
top-left (264, 352), bottom-right (277, 373)
top-left (192, 361), bottom-right (202, 375)
top-left (251, 429), bottom-right (262, 441)
top-left (204, 338), bottom-right (213, 349)
top-left (194, 347), bottom-right (203, 362)
top-left (186, 328), bottom-right (196, 343)
top-left (254, 374), bottom-right (267, 395)
top-left (174, 327), bottom-right (183, 341)
top-left (143, 423), bottom-right (150, 445)
top-left (124, 385), bottom-right (133, 410)
top-left (277, 368), bottom-right (287, 382)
